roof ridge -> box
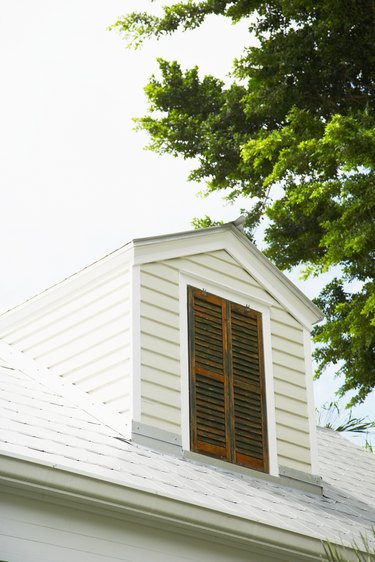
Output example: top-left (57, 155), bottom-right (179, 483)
top-left (0, 340), bottom-right (130, 439)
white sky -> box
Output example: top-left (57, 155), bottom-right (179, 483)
top-left (1, 1), bottom-right (374, 429)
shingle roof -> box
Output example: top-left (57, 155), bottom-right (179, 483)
top-left (0, 355), bottom-right (374, 551)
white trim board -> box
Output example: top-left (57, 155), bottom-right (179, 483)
top-left (303, 328), bottom-right (319, 475)
top-left (133, 226), bottom-right (323, 331)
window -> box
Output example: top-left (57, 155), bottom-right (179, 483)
top-left (188, 286), bottom-right (268, 472)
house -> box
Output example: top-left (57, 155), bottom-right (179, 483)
top-left (0, 220), bottom-right (374, 561)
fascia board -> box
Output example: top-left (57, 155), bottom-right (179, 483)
top-left (224, 232), bottom-right (322, 330)
top-left (0, 453), bottom-right (327, 562)
top-left (132, 227), bottom-right (228, 264)
top-left (132, 225), bottom-right (323, 329)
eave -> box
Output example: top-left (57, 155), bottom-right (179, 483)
top-left (0, 451), bottom-right (330, 562)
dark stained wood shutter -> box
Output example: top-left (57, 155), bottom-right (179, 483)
top-left (188, 288), bottom-right (229, 460)
top-left (188, 286), bottom-right (268, 472)
top-left (230, 302), bottom-right (268, 471)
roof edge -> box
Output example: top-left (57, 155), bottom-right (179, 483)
top-left (133, 221), bottom-right (323, 325)
top-left (0, 453), bottom-right (328, 561)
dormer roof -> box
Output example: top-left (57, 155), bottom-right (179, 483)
top-left (130, 220), bottom-right (323, 329)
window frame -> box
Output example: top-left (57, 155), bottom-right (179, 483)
top-left (179, 272), bottom-right (279, 476)
top-left (188, 286), bottom-right (269, 472)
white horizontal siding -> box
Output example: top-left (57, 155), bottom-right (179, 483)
top-left (139, 263), bottom-right (181, 432)
top-left (63, 346), bottom-right (130, 384)
top-left (142, 364), bottom-right (181, 391)
top-left (0, 248), bottom-right (131, 333)
top-left (0, 248), bottom-right (133, 420)
top-left (1, 491), bottom-right (267, 562)
top-left (180, 252), bottom-right (277, 304)
top-left (139, 249), bottom-right (312, 473)
top-left (140, 300), bottom-right (179, 328)
top-left (270, 310), bottom-right (311, 471)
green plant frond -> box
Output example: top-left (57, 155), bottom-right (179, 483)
top-left (317, 401), bottom-right (375, 436)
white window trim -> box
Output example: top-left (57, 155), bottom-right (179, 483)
top-left (130, 263), bottom-right (141, 422)
top-left (179, 270), bottom-right (279, 477)
top-left (303, 328), bottom-right (319, 474)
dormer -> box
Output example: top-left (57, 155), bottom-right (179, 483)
top-left (0, 221), bottom-right (323, 485)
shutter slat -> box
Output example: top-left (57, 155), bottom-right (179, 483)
top-left (230, 302), bottom-right (268, 471)
top-left (189, 286), bottom-right (268, 472)
top-left (189, 288), bottom-right (228, 459)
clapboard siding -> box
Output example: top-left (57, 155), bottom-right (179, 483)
top-left (142, 317), bottom-right (180, 345)
top-left (182, 254), bottom-right (276, 304)
top-left (0, 248), bottom-right (133, 418)
top-left (142, 380), bottom-right (180, 408)
top-left (275, 424), bottom-right (311, 448)
top-left (272, 334), bottom-right (304, 358)
top-left (15, 291), bottom-right (129, 353)
top-left (276, 408), bottom-right (310, 430)
top-left (0, 249), bottom-right (130, 334)
top-left (139, 250), bottom-right (312, 472)
top-left (142, 286), bottom-right (179, 314)
top-left (79, 360), bottom-right (129, 393)
top-left (277, 440), bottom-right (311, 466)
top-left (270, 319), bottom-right (303, 342)
top-left (142, 364), bottom-right (181, 391)
top-left (63, 346), bottom-right (130, 383)
top-left (1, 491), bottom-right (270, 562)
top-left (142, 348), bottom-right (180, 374)
top-left (272, 349), bottom-right (306, 373)
top-left (272, 363), bottom-right (306, 388)
top-left (141, 333), bottom-right (180, 360)
top-left (270, 306), bottom-right (302, 329)
top-left (271, 311), bottom-right (310, 468)
top-left (141, 301), bottom-right (179, 328)
top-left (139, 266), bottom-right (181, 431)
top-left (4, 274), bottom-right (129, 346)
top-left (142, 396), bottom-right (181, 432)
top-left (274, 378), bottom-right (307, 403)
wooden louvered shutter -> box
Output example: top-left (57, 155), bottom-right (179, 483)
top-left (188, 287), bottom-right (229, 460)
top-left (229, 302), bottom-right (268, 472)
top-left (188, 286), bottom-right (268, 473)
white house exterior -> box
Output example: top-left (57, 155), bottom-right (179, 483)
top-left (0, 221), bottom-right (374, 561)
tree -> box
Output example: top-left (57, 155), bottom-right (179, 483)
top-left (111, 1), bottom-right (375, 405)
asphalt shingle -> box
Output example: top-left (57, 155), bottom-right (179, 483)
top-left (0, 357), bottom-right (374, 550)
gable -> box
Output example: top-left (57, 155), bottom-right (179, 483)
top-left (137, 247), bottom-right (315, 475)
top-left (133, 224), bottom-right (323, 329)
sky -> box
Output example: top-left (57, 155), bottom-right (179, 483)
top-left (1, 1), bottom-right (374, 434)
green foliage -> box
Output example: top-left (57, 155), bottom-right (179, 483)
top-left (322, 529), bottom-right (375, 562)
top-left (191, 215), bottom-right (224, 229)
top-left (113, 1), bottom-right (375, 404)
top-left (317, 401), bottom-right (375, 440)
